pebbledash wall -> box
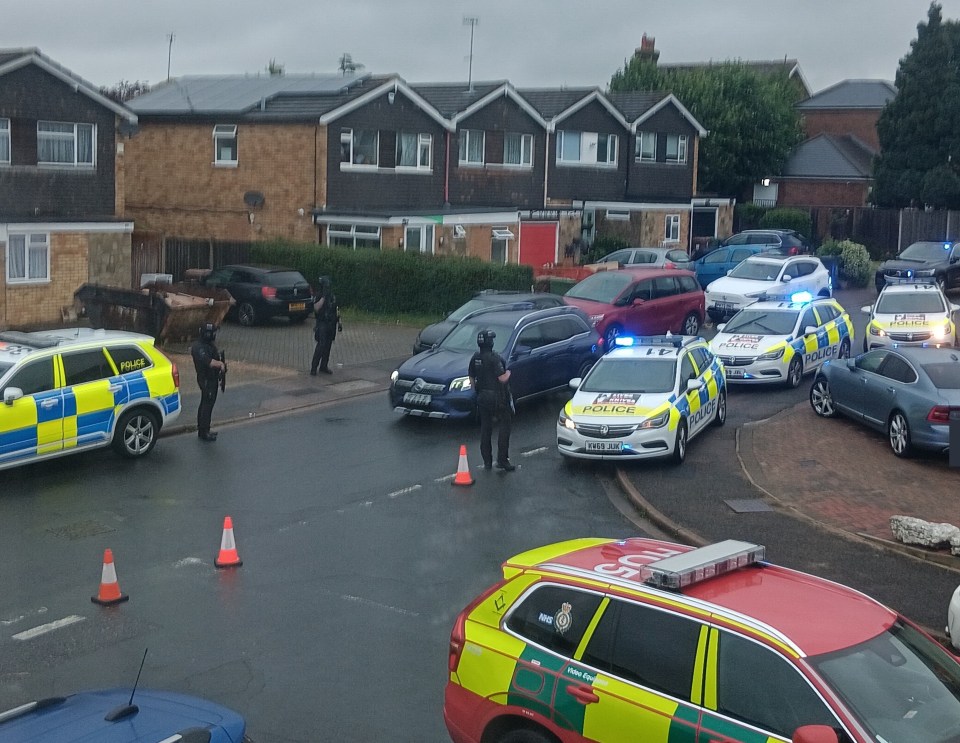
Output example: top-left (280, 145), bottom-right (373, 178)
top-left (0, 224), bottom-right (132, 329)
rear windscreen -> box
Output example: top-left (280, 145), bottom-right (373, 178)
top-left (921, 362), bottom-right (960, 389)
top-left (267, 271), bottom-right (308, 287)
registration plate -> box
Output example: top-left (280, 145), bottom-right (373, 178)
top-left (714, 301), bottom-right (734, 311)
top-left (726, 368), bottom-right (745, 378)
top-left (586, 441), bottom-right (623, 452)
top-left (289, 302), bottom-right (306, 311)
top-left (403, 393), bottom-right (431, 406)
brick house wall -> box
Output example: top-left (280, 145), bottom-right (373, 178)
top-left (595, 208), bottom-right (690, 250)
top-left (777, 178), bottom-right (871, 207)
top-left (801, 110), bottom-right (881, 151)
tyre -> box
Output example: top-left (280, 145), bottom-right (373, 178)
top-left (603, 324), bottom-right (622, 349)
top-left (497, 728), bottom-right (554, 743)
top-left (837, 337), bottom-right (851, 359)
top-left (888, 410), bottom-right (912, 458)
top-left (238, 302), bottom-right (257, 326)
top-left (786, 356), bottom-right (803, 388)
top-left (576, 360), bottom-right (595, 380)
top-left (671, 419), bottom-right (688, 465)
top-left (863, 337), bottom-right (868, 353)
top-left (818, 286), bottom-right (831, 297)
top-left (809, 376), bottom-right (837, 418)
top-left (712, 389), bottom-right (726, 427)
top-left (682, 312), bottom-right (701, 336)
top-left (112, 408), bottom-right (160, 459)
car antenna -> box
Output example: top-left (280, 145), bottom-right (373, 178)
top-left (104, 648), bottom-right (148, 722)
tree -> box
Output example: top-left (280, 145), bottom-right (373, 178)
top-left (338, 53), bottom-right (365, 76)
top-left (609, 58), bottom-right (803, 198)
top-left (873, 3), bottom-right (960, 208)
top-left (266, 59), bottom-right (284, 76)
top-left (99, 80), bottom-right (150, 103)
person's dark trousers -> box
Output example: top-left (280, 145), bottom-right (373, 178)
top-left (477, 391), bottom-right (511, 466)
top-left (311, 325), bottom-right (335, 373)
top-left (196, 376), bottom-right (219, 434)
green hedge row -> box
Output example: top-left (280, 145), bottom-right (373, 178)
top-left (248, 241), bottom-right (535, 314)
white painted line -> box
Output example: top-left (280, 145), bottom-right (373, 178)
top-left (435, 473), bottom-right (456, 483)
top-left (13, 615), bottom-right (85, 641)
top-left (522, 447), bottom-right (549, 457)
top-left (340, 594), bottom-right (419, 617)
top-left (387, 484), bottom-right (422, 498)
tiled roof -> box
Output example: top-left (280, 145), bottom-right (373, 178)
top-left (797, 79), bottom-right (896, 110)
top-left (605, 91), bottom-right (671, 121)
top-left (782, 134), bottom-right (875, 179)
top-left (515, 88), bottom-right (599, 119)
top-left (408, 82), bottom-right (507, 117)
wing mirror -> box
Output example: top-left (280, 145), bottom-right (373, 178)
top-left (569, 378), bottom-right (581, 390)
top-left (512, 345), bottom-right (532, 359)
top-left (716, 323), bottom-right (726, 332)
top-left (861, 305), bottom-right (873, 313)
top-left (792, 724), bottom-right (839, 743)
top-left (3, 387), bottom-right (23, 406)
top-left (804, 325), bottom-right (817, 336)
top-left (782, 274), bottom-right (793, 282)
top-left (686, 378), bottom-right (704, 392)
top-left (632, 298), bottom-right (646, 306)
top-left (847, 358), bottom-right (857, 370)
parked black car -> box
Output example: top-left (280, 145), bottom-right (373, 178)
top-left (412, 290), bottom-right (565, 354)
top-left (202, 264), bottom-right (314, 326)
top-left (874, 240), bottom-right (960, 293)
top-left (707, 229), bottom-right (813, 257)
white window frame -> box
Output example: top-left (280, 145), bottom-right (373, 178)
top-left (666, 134), bottom-right (688, 164)
top-left (6, 232), bottom-right (50, 283)
top-left (396, 131), bottom-right (432, 171)
top-left (340, 128), bottom-right (379, 168)
top-left (404, 224), bottom-right (435, 254)
top-left (504, 132), bottom-right (533, 167)
top-left (37, 121), bottom-right (95, 167)
top-left (213, 124), bottom-right (238, 167)
top-left (459, 129), bottom-right (485, 165)
top-left (664, 214), bottom-right (681, 243)
top-left (556, 130), bottom-right (617, 166)
top-left (0, 118), bottom-right (9, 164)
top-left (636, 131), bottom-right (657, 161)
top-left (328, 223), bottom-right (382, 250)
top-left (605, 209), bottom-right (630, 221)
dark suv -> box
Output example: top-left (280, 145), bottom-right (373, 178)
top-left (874, 240), bottom-right (960, 293)
top-left (202, 264), bottom-right (313, 326)
top-left (413, 290), bottom-right (565, 354)
top-left (717, 229), bottom-right (813, 256)
top-left (390, 305), bottom-right (601, 419)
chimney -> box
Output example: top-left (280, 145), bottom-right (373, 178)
top-left (635, 33), bottom-right (660, 64)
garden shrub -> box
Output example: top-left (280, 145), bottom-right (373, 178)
top-left (838, 240), bottom-right (872, 288)
top-left (759, 207), bottom-right (813, 239)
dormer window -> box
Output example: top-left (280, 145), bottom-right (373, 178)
top-left (213, 125), bottom-right (238, 166)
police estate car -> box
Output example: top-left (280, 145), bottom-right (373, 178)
top-left (710, 295), bottom-right (854, 387)
top-left (444, 537), bottom-right (960, 743)
top-left (0, 328), bottom-right (181, 469)
top-left (861, 279), bottom-right (959, 352)
top-left (557, 335), bottom-right (725, 464)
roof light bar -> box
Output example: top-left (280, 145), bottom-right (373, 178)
top-left (632, 335), bottom-right (685, 348)
top-left (641, 539), bottom-right (765, 590)
top-left (883, 277), bottom-right (937, 286)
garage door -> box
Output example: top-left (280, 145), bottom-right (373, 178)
top-left (518, 222), bottom-right (558, 269)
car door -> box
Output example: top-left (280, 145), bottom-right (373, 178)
top-left (60, 347), bottom-right (127, 448)
top-left (795, 306), bottom-right (827, 372)
top-left (948, 243), bottom-right (960, 289)
top-left (697, 248), bottom-right (730, 288)
top-left (0, 356), bottom-right (61, 463)
top-left (646, 276), bottom-right (682, 333)
top-left (513, 317), bottom-right (583, 394)
top-left (621, 279), bottom-right (655, 335)
top-left (679, 352), bottom-right (711, 436)
top-left (508, 321), bottom-right (548, 399)
top-left (832, 350), bottom-right (887, 422)
top-left (859, 351), bottom-right (917, 430)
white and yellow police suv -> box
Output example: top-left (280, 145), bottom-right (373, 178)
top-left (861, 279), bottom-right (959, 352)
top-left (557, 335), bottom-right (725, 464)
top-left (0, 328), bottom-right (181, 470)
top-left (709, 294), bottom-right (853, 388)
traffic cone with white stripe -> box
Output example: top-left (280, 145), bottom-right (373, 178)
top-left (453, 444), bottom-right (474, 486)
top-left (215, 516), bottom-right (243, 568)
top-left (91, 548), bottom-right (129, 605)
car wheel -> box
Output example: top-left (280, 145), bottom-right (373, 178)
top-left (712, 390), bottom-right (727, 427)
top-left (809, 376), bottom-right (838, 418)
top-left (577, 360), bottom-right (595, 379)
top-left (238, 302), bottom-right (257, 327)
top-left (682, 312), bottom-right (701, 336)
top-left (888, 411), bottom-right (913, 458)
top-left (838, 338), bottom-right (851, 359)
top-left (786, 356), bottom-right (803, 388)
top-left (863, 337), bottom-right (869, 353)
top-left (603, 325), bottom-right (622, 349)
top-left (818, 286), bottom-right (831, 297)
top-left (672, 420), bottom-right (688, 465)
top-left (112, 408), bottom-right (160, 459)
top-left (497, 728), bottom-right (553, 743)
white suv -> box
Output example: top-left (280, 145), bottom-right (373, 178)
top-left (705, 255), bottom-right (832, 323)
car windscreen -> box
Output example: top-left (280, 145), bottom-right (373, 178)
top-left (898, 241), bottom-right (953, 261)
top-left (875, 293), bottom-right (946, 314)
top-left (266, 271), bottom-right (309, 287)
top-left (922, 362), bottom-right (960, 389)
top-left (582, 358), bottom-right (677, 394)
top-left (0, 361), bottom-right (13, 379)
top-left (440, 320), bottom-right (511, 354)
top-left (728, 261), bottom-right (783, 281)
top-left (565, 272), bottom-right (635, 303)
top-left (808, 620), bottom-right (960, 743)
top-left (632, 251), bottom-right (659, 264)
top-left (722, 310), bottom-right (798, 336)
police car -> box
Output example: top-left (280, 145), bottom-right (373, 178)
top-left (709, 294), bottom-right (854, 387)
top-left (861, 279), bottom-right (960, 352)
top-left (444, 537), bottom-right (960, 743)
top-left (0, 328), bottom-right (181, 470)
top-left (557, 335), bottom-right (725, 464)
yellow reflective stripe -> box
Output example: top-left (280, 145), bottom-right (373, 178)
top-left (691, 624), bottom-right (709, 705)
top-left (827, 322), bottom-right (840, 345)
top-left (704, 627), bottom-right (719, 709)
top-left (668, 406), bottom-right (681, 431)
top-left (103, 347), bottom-right (119, 376)
top-left (574, 596), bottom-right (610, 660)
top-left (803, 334), bottom-right (818, 353)
top-left (687, 391), bottom-right (701, 415)
top-left (54, 355), bottom-right (65, 388)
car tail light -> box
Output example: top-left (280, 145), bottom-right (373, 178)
top-left (448, 582), bottom-right (504, 673)
top-left (927, 405), bottom-right (957, 423)
top-left (261, 286), bottom-right (277, 299)
top-left (171, 362), bottom-right (180, 389)
top-left (664, 261), bottom-right (676, 269)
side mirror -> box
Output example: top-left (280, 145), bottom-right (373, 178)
top-left (803, 325), bottom-right (817, 336)
top-left (847, 358), bottom-right (857, 370)
top-left (3, 387), bottom-right (23, 406)
top-left (861, 305), bottom-right (873, 313)
top-left (632, 298), bottom-right (646, 306)
top-left (686, 378), bottom-right (703, 392)
top-left (952, 304), bottom-right (960, 313)
top-left (512, 345), bottom-right (532, 359)
top-left (792, 724), bottom-right (839, 743)
top-left (569, 378), bottom-right (581, 390)
top-left (716, 323), bottom-right (726, 332)
top-left (782, 275), bottom-right (793, 282)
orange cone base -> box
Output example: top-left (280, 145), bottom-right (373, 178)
top-left (453, 444), bottom-right (474, 486)
top-left (91, 592), bottom-right (129, 606)
top-left (215, 554), bottom-right (243, 568)
top-left (453, 473), bottom-right (474, 486)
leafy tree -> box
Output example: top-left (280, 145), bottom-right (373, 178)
top-left (99, 80), bottom-right (150, 103)
top-left (873, 2), bottom-right (960, 207)
top-left (338, 53), bottom-right (365, 75)
top-left (610, 59), bottom-right (803, 198)
top-left (266, 59), bottom-right (284, 76)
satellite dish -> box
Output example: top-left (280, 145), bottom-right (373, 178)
top-left (243, 191), bottom-right (265, 207)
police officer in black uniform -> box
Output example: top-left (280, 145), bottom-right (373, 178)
top-left (468, 329), bottom-right (515, 471)
top-left (191, 322), bottom-right (225, 441)
top-left (310, 276), bottom-right (341, 375)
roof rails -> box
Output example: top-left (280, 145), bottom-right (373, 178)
top-left (0, 331), bottom-right (62, 348)
top-left (460, 301), bottom-right (535, 322)
top-left (881, 277), bottom-right (938, 287)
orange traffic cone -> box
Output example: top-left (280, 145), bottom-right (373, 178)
top-left (215, 516), bottom-right (243, 568)
top-left (453, 444), bottom-right (474, 486)
top-left (91, 548), bottom-right (129, 605)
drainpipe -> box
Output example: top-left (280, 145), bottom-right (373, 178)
top-left (444, 130), bottom-right (451, 204)
top-left (543, 130), bottom-right (550, 208)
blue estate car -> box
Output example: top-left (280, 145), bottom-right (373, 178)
top-left (692, 244), bottom-right (772, 289)
top-left (389, 305), bottom-right (601, 419)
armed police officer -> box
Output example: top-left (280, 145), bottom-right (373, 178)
top-left (191, 322), bottom-right (226, 442)
top-left (468, 329), bottom-right (515, 471)
top-left (310, 276), bottom-right (342, 375)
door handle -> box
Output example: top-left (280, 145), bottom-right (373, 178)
top-left (108, 384), bottom-right (122, 393)
top-left (886, 387), bottom-right (896, 394)
top-left (565, 684), bottom-right (599, 705)
top-left (40, 398), bottom-right (59, 409)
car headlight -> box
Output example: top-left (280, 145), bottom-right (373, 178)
top-left (931, 321), bottom-right (952, 340)
top-left (868, 322), bottom-right (885, 337)
top-left (757, 347), bottom-right (785, 361)
top-left (558, 411), bottom-right (576, 430)
top-left (744, 291), bottom-right (765, 299)
top-left (390, 370), bottom-right (399, 382)
top-left (914, 268), bottom-right (936, 277)
top-left (589, 314), bottom-right (604, 326)
top-left (639, 411), bottom-right (669, 429)
top-left (449, 376), bottom-right (473, 392)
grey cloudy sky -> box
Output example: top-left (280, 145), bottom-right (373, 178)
top-left (4, 1), bottom-right (959, 94)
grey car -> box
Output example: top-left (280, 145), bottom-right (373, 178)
top-left (809, 346), bottom-right (960, 457)
top-left (598, 247), bottom-right (692, 271)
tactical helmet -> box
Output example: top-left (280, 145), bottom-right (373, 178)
top-left (199, 322), bottom-right (218, 342)
top-left (477, 329), bottom-right (496, 349)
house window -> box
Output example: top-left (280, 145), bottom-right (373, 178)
top-left (605, 209), bottom-right (630, 221)
top-left (459, 129), bottom-right (485, 165)
top-left (404, 224), bottom-right (435, 254)
top-left (636, 131), bottom-right (656, 161)
top-left (328, 223), bottom-right (381, 250)
top-left (666, 134), bottom-right (688, 164)
top-left (397, 132), bottom-right (431, 169)
top-left (504, 132), bottom-right (533, 167)
top-left (7, 233), bottom-right (50, 283)
top-left (37, 121), bottom-right (95, 166)
top-left (340, 128), bottom-right (379, 166)
top-left (665, 214), bottom-right (681, 242)
top-left (213, 125), bottom-right (237, 166)
top-left (0, 118), bottom-right (9, 164)
top-left (556, 131), bottom-right (617, 166)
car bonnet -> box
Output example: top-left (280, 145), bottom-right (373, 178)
top-left (565, 388), bottom-right (672, 420)
top-left (711, 330), bottom-right (791, 356)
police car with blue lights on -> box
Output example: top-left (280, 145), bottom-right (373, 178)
top-left (557, 334), bottom-right (726, 464)
top-left (709, 293), bottom-right (854, 388)
top-left (861, 278), bottom-right (960, 352)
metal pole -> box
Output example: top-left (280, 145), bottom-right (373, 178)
top-left (463, 17), bottom-right (479, 92)
top-left (166, 33), bottom-right (175, 82)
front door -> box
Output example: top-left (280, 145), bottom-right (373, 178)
top-left (0, 357), bottom-right (62, 464)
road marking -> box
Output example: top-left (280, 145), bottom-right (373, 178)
top-left (435, 473), bottom-right (455, 483)
top-left (340, 594), bottom-right (419, 617)
top-left (1, 606), bottom-right (48, 627)
top-left (522, 447), bottom-right (549, 457)
top-left (13, 615), bottom-right (85, 641)
top-left (387, 484), bottom-right (422, 498)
